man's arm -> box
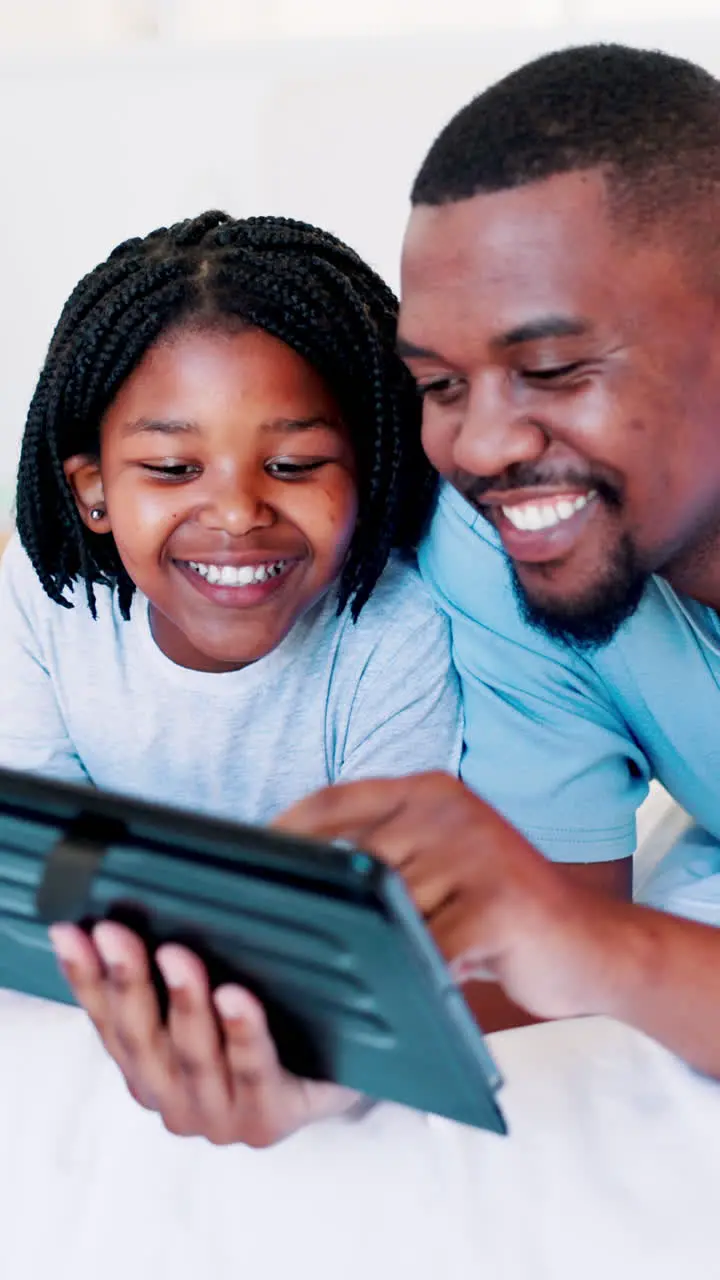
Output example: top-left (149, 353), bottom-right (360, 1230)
top-left (276, 773), bottom-right (720, 1077)
top-left (590, 907), bottom-right (720, 1077)
top-left (462, 857), bottom-right (632, 1032)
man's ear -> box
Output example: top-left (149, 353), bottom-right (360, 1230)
top-left (63, 455), bottom-right (111, 534)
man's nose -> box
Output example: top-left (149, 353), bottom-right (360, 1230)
top-left (451, 378), bottom-right (548, 481)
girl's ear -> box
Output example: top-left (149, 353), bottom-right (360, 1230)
top-left (63, 455), bottom-right (111, 534)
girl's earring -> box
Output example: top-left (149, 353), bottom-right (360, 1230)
top-left (89, 506), bottom-right (106, 523)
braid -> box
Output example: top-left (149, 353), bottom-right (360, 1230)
top-left (17, 212), bottom-right (434, 621)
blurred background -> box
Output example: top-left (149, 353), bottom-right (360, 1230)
top-left (1, 0), bottom-right (719, 528)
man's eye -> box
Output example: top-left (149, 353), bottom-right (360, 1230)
top-left (141, 462), bottom-right (200, 479)
top-left (523, 362), bottom-right (586, 382)
top-left (266, 459), bottom-right (328, 478)
top-left (417, 377), bottom-right (465, 404)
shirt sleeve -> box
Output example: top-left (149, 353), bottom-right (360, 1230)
top-left (336, 603), bottom-right (463, 783)
top-left (419, 487), bottom-right (650, 864)
top-left (0, 537), bottom-right (90, 784)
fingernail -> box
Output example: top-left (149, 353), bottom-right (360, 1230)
top-left (155, 947), bottom-right (192, 990)
top-left (49, 924), bottom-right (82, 964)
top-left (48, 925), bottom-right (82, 982)
top-left (92, 923), bottom-right (130, 983)
top-left (155, 949), bottom-right (194, 1013)
top-left (213, 986), bottom-right (255, 1020)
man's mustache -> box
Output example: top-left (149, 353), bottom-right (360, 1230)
top-left (459, 466), bottom-right (621, 507)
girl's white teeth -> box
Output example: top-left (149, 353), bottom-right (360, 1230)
top-left (187, 560), bottom-right (287, 586)
top-left (501, 491), bottom-right (597, 532)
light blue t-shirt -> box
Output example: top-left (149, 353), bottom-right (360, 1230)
top-left (419, 483), bottom-right (720, 879)
top-left (0, 536), bottom-right (462, 824)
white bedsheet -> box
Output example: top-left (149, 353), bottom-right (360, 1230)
top-left (0, 990), bottom-right (717, 1279)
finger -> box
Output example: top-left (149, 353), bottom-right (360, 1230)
top-left (274, 776), bottom-right (419, 843)
top-left (212, 977), bottom-right (280, 1080)
top-left (275, 773), bottom-right (490, 872)
top-left (277, 776), bottom-right (465, 929)
top-left (92, 921), bottom-right (173, 1099)
top-left (208, 986), bottom-right (300, 1146)
top-left (213, 986), bottom-right (284, 1093)
top-left (49, 923), bottom-right (110, 1029)
top-left (155, 945), bottom-right (232, 1122)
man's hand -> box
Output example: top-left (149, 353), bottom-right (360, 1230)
top-left (276, 772), bottom-right (632, 1023)
top-left (49, 922), bottom-right (358, 1147)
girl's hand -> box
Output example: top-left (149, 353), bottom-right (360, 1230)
top-left (49, 921), bottom-right (358, 1147)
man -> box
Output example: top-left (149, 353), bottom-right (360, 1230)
top-left (407, 41), bottom-right (720, 930)
top-left (285, 42), bottom-right (720, 1079)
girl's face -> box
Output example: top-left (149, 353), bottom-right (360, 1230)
top-left (64, 326), bottom-right (358, 672)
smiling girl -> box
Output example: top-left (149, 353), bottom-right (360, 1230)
top-left (0, 212), bottom-right (460, 820)
top-left (0, 211), bottom-right (461, 1149)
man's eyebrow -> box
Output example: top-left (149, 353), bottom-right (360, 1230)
top-left (120, 418), bottom-right (200, 438)
top-left (396, 337), bottom-right (443, 361)
top-left (397, 317), bottom-right (591, 363)
top-left (495, 316), bottom-right (592, 348)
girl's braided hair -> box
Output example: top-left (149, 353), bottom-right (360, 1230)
top-left (17, 211), bottom-right (435, 620)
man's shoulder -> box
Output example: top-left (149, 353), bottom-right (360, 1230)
top-left (419, 485), bottom-right (574, 661)
top-left (420, 485), bottom-right (524, 614)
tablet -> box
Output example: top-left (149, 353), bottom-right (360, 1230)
top-left (0, 766), bottom-right (506, 1133)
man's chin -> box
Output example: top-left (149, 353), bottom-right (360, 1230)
top-left (510, 552), bottom-right (647, 651)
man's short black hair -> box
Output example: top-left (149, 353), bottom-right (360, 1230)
top-left (412, 43), bottom-right (720, 236)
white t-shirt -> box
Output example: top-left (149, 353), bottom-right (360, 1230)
top-left (0, 537), bottom-right (462, 824)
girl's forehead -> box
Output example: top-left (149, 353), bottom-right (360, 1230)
top-left (99, 327), bottom-right (345, 443)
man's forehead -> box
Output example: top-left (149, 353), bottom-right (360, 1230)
top-left (401, 172), bottom-right (615, 285)
top-left (398, 176), bottom-right (651, 353)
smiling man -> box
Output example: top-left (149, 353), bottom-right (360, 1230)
top-left (397, 43), bottom-right (720, 926)
top-left (280, 43), bottom-right (720, 1085)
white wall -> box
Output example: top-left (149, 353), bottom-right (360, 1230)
top-left (2, 10), bottom-right (720, 523)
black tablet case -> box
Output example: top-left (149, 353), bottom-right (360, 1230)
top-left (0, 767), bottom-right (505, 1132)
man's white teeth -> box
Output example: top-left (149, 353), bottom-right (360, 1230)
top-left (501, 491), bottom-right (597, 532)
top-left (187, 560), bottom-right (287, 586)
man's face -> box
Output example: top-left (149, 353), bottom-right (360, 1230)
top-left (399, 170), bottom-right (720, 646)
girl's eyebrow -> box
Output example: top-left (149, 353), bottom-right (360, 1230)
top-left (120, 414), bottom-right (343, 439)
top-left (120, 417), bottom-right (199, 438)
top-left (260, 415), bottom-right (343, 435)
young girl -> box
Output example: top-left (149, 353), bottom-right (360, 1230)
top-left (0, 211), bottom-right (461, 1148)
top-left (0, 211), bottom-right (460, 817)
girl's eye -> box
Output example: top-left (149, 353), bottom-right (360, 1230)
top-left (416, 376), bottom-right (466, 405)
top-left (141, 462), bottom-right (200, 480)
top-left (266, 459), bottom-right (328, 478)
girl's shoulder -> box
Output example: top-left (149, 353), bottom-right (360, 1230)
top-left (328, 552), bottom-right (451, 668)
top-left (0, 533), bottom-right (123, 634)
top-left (352, 552), bottom-right (447, 631)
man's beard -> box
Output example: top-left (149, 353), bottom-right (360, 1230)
top-left (510, 533), bottom-right (648, 650)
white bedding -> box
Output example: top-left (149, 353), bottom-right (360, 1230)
top-left (0, 990), bottom-right (718, 1279)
